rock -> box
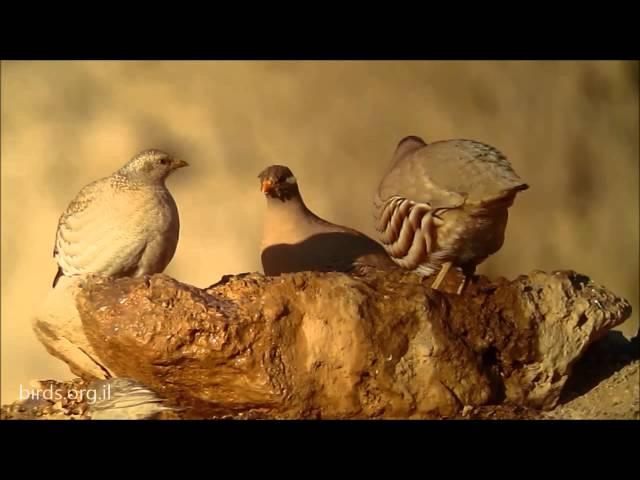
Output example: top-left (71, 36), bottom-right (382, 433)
top-left (54, 268), bottom-right (630, 419)
top-left (5, 344), bottom-right (636, 420)
top-left (497, 270), bottom-right (632, 408)
top-left (544, 330), bottom-right (639, 420)
top-left (32, 276), bottom-right (114, 380)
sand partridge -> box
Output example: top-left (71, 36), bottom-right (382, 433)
top-left (374, 135), bottom-right (528, 292)
top-left (87, 378), bottom-right (179, 420)
top-left (52, 149), bottom-right (188, 287)
top-left (258, 165), bottom-right (396, 276)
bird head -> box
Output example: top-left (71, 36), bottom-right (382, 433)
top-left (397, 135), bottom-right (426, 148)
top-left (120, 149), bottom-right (189, 184)
top-left (258, 165), bottom-right (300, 201)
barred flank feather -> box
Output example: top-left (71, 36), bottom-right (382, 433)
top-left (374, 193), bottom-right (445, 275)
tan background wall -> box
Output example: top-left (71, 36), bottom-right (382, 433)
top-left (1, 60), bottom-right (638, 403)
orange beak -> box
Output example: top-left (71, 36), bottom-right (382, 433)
top-left (261, 179), bottom-right (273, 194)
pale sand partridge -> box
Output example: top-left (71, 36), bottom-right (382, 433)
top-left (259, 165), bottom-right (397, 276)
top-left (374, 136), bottom-right (528, 293)
top-left (52, 149), bottom-right (188, 287)
top-left (87, 378), bottom-right (180, 420)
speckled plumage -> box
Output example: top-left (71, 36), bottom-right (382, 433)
top-left (52, 149), bottom-right (188, 287)
top-left (374, 136), bottom-right (528, 289)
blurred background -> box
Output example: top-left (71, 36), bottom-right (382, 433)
top-left (1, 60), bottom-right (638, 403)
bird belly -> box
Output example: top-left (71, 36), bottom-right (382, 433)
top-left (435, 206), bottom-right (509, 269)
top-left (133, 195), bottom-right (180, 276)
top-left (78, 192), bottom-right (178, 278)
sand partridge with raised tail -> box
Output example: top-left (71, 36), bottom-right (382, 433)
top-left (374, 136), bottom-right (528, 293)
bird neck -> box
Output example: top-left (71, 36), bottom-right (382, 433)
top-left (111, 172), bottom-right (166, 190)
top-left (264, 192), bottom-right (313, 220)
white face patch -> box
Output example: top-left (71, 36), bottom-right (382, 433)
top-left (285, 175), bottom-right (297, 184)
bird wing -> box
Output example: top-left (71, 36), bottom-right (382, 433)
top-left (54, 181), bottom-right (148, 278)
top-left (378, 139), bottom-right (528, 209)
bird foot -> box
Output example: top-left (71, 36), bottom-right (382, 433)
top-left (430, 262), bottom-right (469, 295)
top-left (430, 261), bottom-right (452, 290)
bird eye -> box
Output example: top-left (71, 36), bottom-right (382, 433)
top-left (159, 158), bottom-right (169, 165)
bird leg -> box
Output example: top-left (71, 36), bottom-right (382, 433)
top-left (455, 265), bottom-right (477, 295)
top-left (456, 274), bottom-right (469, 295)
top-left (430, 261), bottom-right (452, 291)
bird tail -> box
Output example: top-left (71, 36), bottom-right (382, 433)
top-left (472, 183), bottom-right (529, 212)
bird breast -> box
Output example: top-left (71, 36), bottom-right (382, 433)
top-left (260, 200), bottom-right (324, 251)
top-left (109, 187), bottom-right (178, 238)
top-left (55, 185), bottom-right (179, 278)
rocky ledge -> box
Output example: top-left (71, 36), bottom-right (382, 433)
top-left (4, 268), bottom-right (636, 420)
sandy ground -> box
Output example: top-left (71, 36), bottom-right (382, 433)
top-left (545, 333), bottom-right (639, 420)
